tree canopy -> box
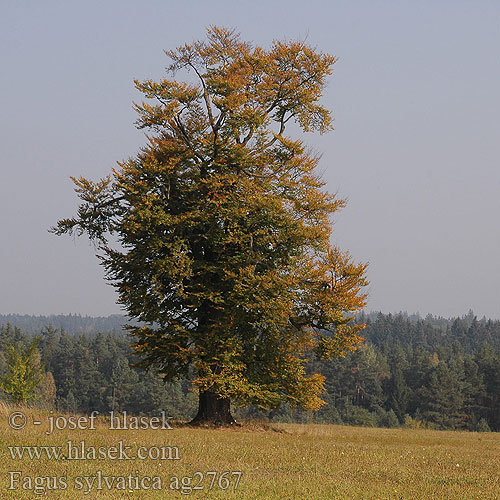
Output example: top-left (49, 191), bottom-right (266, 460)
top-left (0, 339), bottom-right (44, 405)
top-left (52, 27), bottom-right (368, 423)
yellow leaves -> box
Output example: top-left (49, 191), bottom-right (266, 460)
top-left (133, 100), bottom-right (179, 130)
top-left (55, 26), bottom-right (369, 417)
top-left (134, 78), bottom-right (199, 104)
top-left (323, 246), bottom-right (369, 312)
top-left (70, 175), bottom-right (112, 201)
top-left (135, 26), bottom-right (336, 160)
top-left (261, 39), bottom-right (336, 132)
top-left (314, 326), bottom-right (365, 361)
top-left (297, 373), bottom-right (328, 410)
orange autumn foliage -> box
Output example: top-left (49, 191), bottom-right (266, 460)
top-left (52, 27), bottom-right (368, 413)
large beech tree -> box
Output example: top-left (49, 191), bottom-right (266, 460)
top-left (52, 27), bottom-right (368, 424)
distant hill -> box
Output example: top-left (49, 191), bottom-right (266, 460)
top-left (0, 310), bottom-right (495, 341)
top-left (0, 313), bottom-right (128, 334)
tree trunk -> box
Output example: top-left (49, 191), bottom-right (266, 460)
top-left (190, 390), bottom-right (236, 425)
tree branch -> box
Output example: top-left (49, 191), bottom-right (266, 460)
top-left (173, 115), bottom-right (205, 163)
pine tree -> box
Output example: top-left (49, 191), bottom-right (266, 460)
top-left (475, 344), bottom-right (500, 431)
top-left (52, 331), bottom-right (76, 407)
top-left (39, 325), bottom-right (58, 373)
top-left (419, 361), bottom-right (467, 429)
top-left (387, 366), bottom-right (409, 424)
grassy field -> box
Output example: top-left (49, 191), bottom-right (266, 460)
top-left (0, 403), bottom-right (499, 499)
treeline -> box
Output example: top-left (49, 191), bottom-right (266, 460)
top-left (0, 312), bottom-right (499, 431)
top-left (0, 324), bottom-right (197, 419)
top-left (306, 311), bottom-right (500, 431)
top-left (0, 314), bottom-right (127, 335)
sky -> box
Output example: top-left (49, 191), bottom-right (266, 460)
top-left (1, 0), bottom-right (499, 319)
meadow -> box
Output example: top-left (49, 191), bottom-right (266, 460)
top-left (0, 403), bottom-right (498, 500)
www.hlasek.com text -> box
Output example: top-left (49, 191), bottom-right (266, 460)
top-left (8, 440), bottom-right (180, 461)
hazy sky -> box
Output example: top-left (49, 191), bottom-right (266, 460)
top-left (2, 0), bottom-right (499, 318)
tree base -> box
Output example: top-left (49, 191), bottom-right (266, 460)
top-left (189, 391), bottom-right (236, 426)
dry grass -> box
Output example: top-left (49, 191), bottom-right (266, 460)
top-left (0, 403), bottom-right (499, 499)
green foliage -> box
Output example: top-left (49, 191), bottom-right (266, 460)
top-left (379, 409), bottom-right (400, 428)
top-left (476, 418), bottom-right (491, 432)
top-left (404, 414), bottom-right (426, 429)
top-left (51, 27), bottom-right (368, 413)
top-left (35, 371), bottom-right (57, 409)
top-left (419, 361), bottom-right (468, 429)
top-left (0, 339), bottom-right (44, 404)
top-left (341, 399), bottom-right (377, 427)
top-left (2, 310), bottom-right (500, 431)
